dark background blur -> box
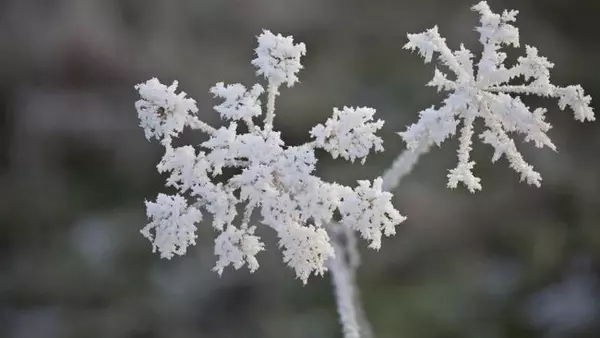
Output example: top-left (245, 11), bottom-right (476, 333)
top-left (1, 0), bottom-right (600, 337)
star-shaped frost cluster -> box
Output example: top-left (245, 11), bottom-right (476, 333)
top-left (401, 1), bottom-right (595, 192)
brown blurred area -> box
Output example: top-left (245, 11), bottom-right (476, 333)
top-left (1, 0), bottom-right (600, 337)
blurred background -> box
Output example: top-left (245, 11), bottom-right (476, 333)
top-left (1, 0), bottom-right (600, 337)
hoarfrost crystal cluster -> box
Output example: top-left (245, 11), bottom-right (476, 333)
top-left (134, 30), bottom-right (405, 284)
top-left (310, 107), bottom-right (385, 164)
top-left (251, 30), bottom-right (306, 88)
top-left (401, 1), bottom-right (594, 192)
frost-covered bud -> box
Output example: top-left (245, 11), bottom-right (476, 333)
top-left (251, 30), bottom-right (306, 88)
top-left (210, 82), bottom-right (264, 121)
top-left (157, 146), bottom-right (211, 191)
top-left (141, 193), bottom-right (202, 259)
top-left (472, 1), bottom-right (519, 47)
top-left (404, 26), bottom-right (444, 64)
top-left (517, 46), bottom-right (553, 93)
top-left (310, 107), bottom-right (385, 164)
top-left (556, 85), bottom-right (595, 122)
top-left (213, 226), bottom-right (264, 275)
top-left (339, 178), bottom-right (406, 250)
top-left (274, 145), bottom-right (317, 188)
top-left (278, 224), bottom-right (335, 284)
top-left (135, 78), bottom-right (199, 143)
top-left (192, 182), bottom-right (238, 232)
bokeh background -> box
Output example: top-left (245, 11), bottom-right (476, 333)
top-left (2, 0), bottom-right (600, 337)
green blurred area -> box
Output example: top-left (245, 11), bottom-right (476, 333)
top-left (1, 0), bottom-right (599, 337)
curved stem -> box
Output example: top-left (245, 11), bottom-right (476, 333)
top-left (381, 142), bottom-right (430, 191)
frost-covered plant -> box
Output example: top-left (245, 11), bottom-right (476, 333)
top-left (402, 1), bottom-right (594, 192)
top-left (134, 3), bottom-right (595, 338)
top-left (134, 30), bottom-right (405, 284)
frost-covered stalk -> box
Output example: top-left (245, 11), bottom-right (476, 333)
top-left (401, 1), bottom-right (594, 192)
top-left (329, 227), bottom-right (361, 338)
top-left (381, 142), bottom-right (431, 192)
top-left (134, 30), bottom-right (405, 287)
top-left (328, 217), bottom-right (378, 338)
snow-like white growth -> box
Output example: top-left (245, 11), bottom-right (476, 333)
top-left (141, 193), bottom-right (203, 259)
top-left (251, 29), bottom-right (306, 88)
top-left (278, 224), bottom-right (335, 283)
top-left (133, 5), bottom-right (597, 338)
top-left (134, 78), bottom-right (202, 144)
top-left (135, 32), bottom-right (404, 284)
top-left (401, 1), bottom-right (595, 192)
top-left (213, 225), bottom-right (264, 275)
top-left (210, 82), bottom-right (264, 121)
top-left (156, 146), bottom-right (211, 192)
top-left (310, 107), bottom-right (385, 164)
top-left (339, 178), bottom-right (406, 250)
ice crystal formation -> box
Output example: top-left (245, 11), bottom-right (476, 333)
top-left (134, 4), bottom-right (595, 337)
top-left (134, 30), bottom-right (405, 284)
top-left (401, 1), bottom-right (594, 192)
